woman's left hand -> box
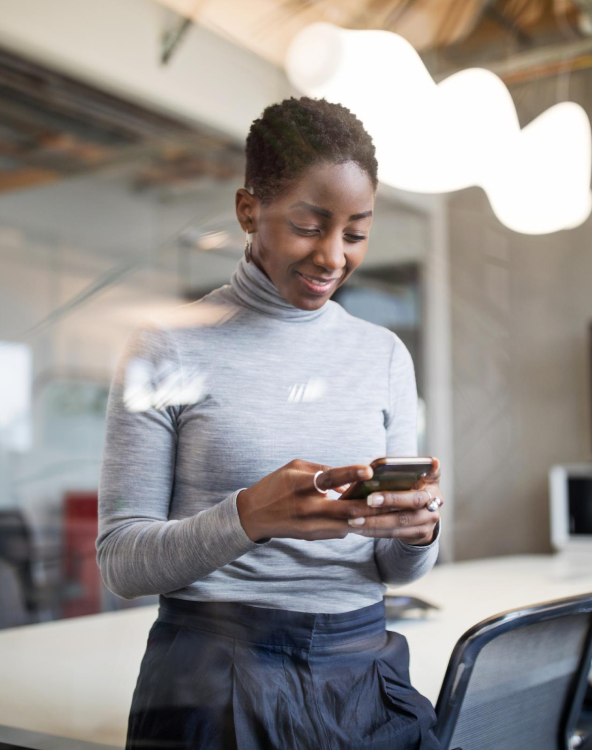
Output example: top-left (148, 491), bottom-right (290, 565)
top-left (346, 457), bottom-right (443, 546)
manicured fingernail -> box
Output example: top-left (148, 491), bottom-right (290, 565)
top-left (358, 467), bottom-right (372, 479)
top-left (348, 517), bottom-right (366, 526)
top-left (367, 494), bottom-right (384, 506)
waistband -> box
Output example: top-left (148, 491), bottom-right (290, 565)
top-left (157, 596), bottom-right (387, 652)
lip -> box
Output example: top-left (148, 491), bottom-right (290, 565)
top-left (295, 271), bottom-right (341, 295)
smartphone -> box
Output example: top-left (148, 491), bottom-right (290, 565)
top-left (339, 457), bottom-right (435, 500)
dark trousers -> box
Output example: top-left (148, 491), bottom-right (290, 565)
top-left (126, 596), bottom-right (450, 750)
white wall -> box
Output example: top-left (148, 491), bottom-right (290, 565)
top-left (447, 68), bottom-right (592, 560)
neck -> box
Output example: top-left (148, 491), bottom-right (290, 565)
top-left (229, 255), bottom-right (329, 321)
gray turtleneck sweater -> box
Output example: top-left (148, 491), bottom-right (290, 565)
top-left (96, 257), bottom-right (439, 612)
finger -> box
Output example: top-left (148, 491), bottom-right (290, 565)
top-left (314, 465), bottom-right (373, 493)
top-left (366, 488), bottom-right (443, 510)
top-left (416, 457), bottom-right (441, 486)
top-left (307, 498), bottom-right (401, 520)
top-left (333, 483), bottom-right (351, 493)
top-left (349, 525), bottom-right (437, 542)
top-left (321, 483), bottom-right (352, 503)
top-left (347, 509), bottom-right (439, 539)
top-left (348, 507), bottom-right (436, 530)
top-left (322, 483), bottom-right (352, 502)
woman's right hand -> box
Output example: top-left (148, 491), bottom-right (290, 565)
top-left (236, 459), bottom-right (388, 543)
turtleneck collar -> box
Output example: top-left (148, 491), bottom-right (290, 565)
top-left (229, 255), bottom-right (330, 322)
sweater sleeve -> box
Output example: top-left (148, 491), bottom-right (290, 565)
top-left (373, 335), bottom-right (440, 586)
top-left (96, 321), bottom-right (263, 600)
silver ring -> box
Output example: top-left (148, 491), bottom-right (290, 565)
top-left (425, 488), bottom-right (440, 513)
top-left (313, 470), bottom-right (329, 495)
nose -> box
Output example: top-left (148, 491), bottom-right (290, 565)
top-left (310, 230), bottom-right (347, 273)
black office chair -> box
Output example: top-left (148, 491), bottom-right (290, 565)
top-left (0, 510), bottom-right (39, 620)
top-left (434, 592), bottom-right (592, 750)
top-left (0, 509), bottom-right (73, 626)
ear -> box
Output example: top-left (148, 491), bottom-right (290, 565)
top-left (236, 188), bottom-right (259, 234)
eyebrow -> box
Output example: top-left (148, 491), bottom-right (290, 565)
top-left (289, 201), bottom-right (373, 221)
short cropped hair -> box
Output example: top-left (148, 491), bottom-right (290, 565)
top-left (244, 96), bottom-right (378, 204)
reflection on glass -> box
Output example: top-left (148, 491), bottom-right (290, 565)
top-left (0, 342), bottom-right (32, 452)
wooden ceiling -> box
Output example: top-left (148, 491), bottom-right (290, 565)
top-left (0, 47), bottom-right (244, 195)
top-left (155, 0), bottom-right (582, 65)
top-left (0, 0), bottom-right (587, 195)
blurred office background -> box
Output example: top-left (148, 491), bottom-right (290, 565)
top-left (0, 0), bottom-right (591, 630)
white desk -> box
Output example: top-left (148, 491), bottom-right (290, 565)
top-left (1, 554), bottom-right (591, 748)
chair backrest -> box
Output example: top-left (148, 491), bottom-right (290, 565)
top-left (0, 510), bottom-right (36, 614)
top-left (434, 592), bottom-right (592, 750)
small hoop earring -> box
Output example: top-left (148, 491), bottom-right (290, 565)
top-left (244, 231), bottom-right (253, 263)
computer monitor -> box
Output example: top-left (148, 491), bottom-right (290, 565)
top-left (550, 464), bottom-right (592, 551)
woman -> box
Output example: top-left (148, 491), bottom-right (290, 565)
top-left (97, 96), bottom-right (447, 750)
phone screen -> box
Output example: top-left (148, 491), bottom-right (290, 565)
top-left (340, 458), bottom-right (434, 500)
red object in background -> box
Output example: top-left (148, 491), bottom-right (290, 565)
top-left (62, 491), bottom-right (100, 618)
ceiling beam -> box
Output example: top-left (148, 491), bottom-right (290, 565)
top-left (434, 34), bottom-right (592, 82)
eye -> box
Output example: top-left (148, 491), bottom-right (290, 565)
top-left (288, 220), bottom-right (319, 235)
top-left (345, 234), bottom-right (367, 243)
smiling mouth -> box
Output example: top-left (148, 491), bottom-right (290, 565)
top-left (296, 271), bottom-right (342, 293)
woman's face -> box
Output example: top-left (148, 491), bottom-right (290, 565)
top-left (236, 161), bottom-right (375, 310)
